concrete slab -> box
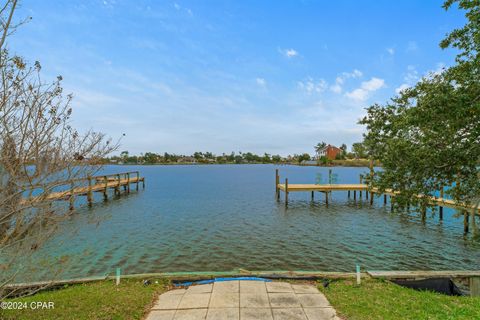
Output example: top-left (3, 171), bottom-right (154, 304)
top-left (174, 308), bottom-right (208, 320)
top-left (164, 289), bottom-right (187, 295)
top-left (292, 284), bottom-right (320, 294)
top-left (240, 308), bottom-right (273, 320)
top-left (240, 280), bottom-right (267, 293)
top-left (266, 282), bottom-right (293, 293)
top-left (146, 280), bottom-right (338, 320)
top-left (153, 293), bottom-right (184, 310)
top-left (298, 294), bottom-right (330, 308)
top-left (303, 307), bottom-right (337, 320)
top-left (272, 308), bottom-right (307, 320)
top-left (186, 284), bottom-right (213, 294)
top-left (146, 310), bottom-right (176, 320)
top-left (213, 280), bottom-right (239, 293)
top-left (178, 293), bottom-right (211, 309)
top-left (240, 293), bottom-right (270, 308)
top-left (209, 292), bottom-right (239, 308)
top-left (268, 292), bottom-right (301, 308)
top-left (206, 308), bottom-right (239, 320)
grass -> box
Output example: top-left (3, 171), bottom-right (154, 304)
top-left (1, 278), bottom-right (169, 320)
top-left (319, 278), bottom-right (480, 320)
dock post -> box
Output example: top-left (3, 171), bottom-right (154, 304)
top-left (353, 190), bottom-right (356, 201)
top-left (325, 191), bottom-right (328, 207)
top-left (285, 178), bottom-right (289, 206)
top-left (348, 190), bottom-right (350, 198)
top-left (383, 194), bottom-right (387, 205)
top-left (359, 175), bottom-right (362, 198)
top-left (275, 169), bottom-right (279, 200)
top-left (136, 171), bottom-right (139, 191)
top-left (311, 191), bottom-right (314, 201)
top-left (87, 175), bottom-right (93, 206)
top-left (390, 197), bottom-right (394, 212)
top-left (366, 190), bottom-right (369, 200)
top-left (126, 173), bottom-right (130, 193)
top-left (69, 181), bottom-right (75, 210)
top-left (103, 175), bottom-right (108, 200)
top-left (370, 191), bottom-right (374, 205)
top-left (421, 206), bottom-right (426, 221)
top-left (464, 211), bottom-right (469, 233)
top-left (439, 187), bottom-right (444, 220)
top-left (142, 178), bottom-right (145, 189)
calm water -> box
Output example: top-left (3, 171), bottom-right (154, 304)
top-left (35, 165), bottom-right (480, 279)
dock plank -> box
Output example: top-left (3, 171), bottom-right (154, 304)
top-left (277, 183), bottom-right (479, 214)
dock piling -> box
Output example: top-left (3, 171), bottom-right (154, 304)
top-left (87, 175), bottom-right (93, 206)
top-left (285, 178), bottom-right (289, 206)
top-left (439, 187), bottom-right (444, 220)
top-left (275, 169), bottom-right (279, 200)
top-left (464, 211), bottom-right (469, 233)
top-left (69, 181), bottom-right (75, 210)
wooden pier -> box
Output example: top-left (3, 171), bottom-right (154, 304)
top-left (275, 169), bottom-right (479, 232)
top-left (23, 171), bottom-right (145, 209)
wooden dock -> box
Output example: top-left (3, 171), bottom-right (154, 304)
top-left (275, 169), bottom-right (479, 232)
top-left (23, 171), bottom-right (145, 209)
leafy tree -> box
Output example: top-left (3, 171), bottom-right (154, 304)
top-left (352, 142), bottom-right (368, 159)
top-left (359, 0), bottom-right (480, 228)
top-left (262, 153), bottom-right (271, 163)
top-left (314, 141), bottom-right (327, 153)
top-left (271, 154), bottom-right (282, 163)
top-left (143, 152), bottom-right (159, 164)
top-left (297, 153), bottom-right (311, 163)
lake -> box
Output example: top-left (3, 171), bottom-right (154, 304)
top-left (34, 164), bottom-right (480, 280)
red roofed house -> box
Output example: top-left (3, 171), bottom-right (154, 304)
top-left (316, 144), bottom-right (342, 160)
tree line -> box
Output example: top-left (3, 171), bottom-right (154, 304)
top-left (107, 143), bottom-right (369, 165)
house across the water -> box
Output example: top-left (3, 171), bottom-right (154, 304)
top-left (316, 144), bottom-right (342, 160)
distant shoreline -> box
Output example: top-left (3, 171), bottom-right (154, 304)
top-left (103, 159), bottom-right (377, 167)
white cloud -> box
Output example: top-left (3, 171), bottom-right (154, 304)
top-left (406, 41), bottom-right (418, 53)
top-left (387, 47), bottom-right (395, 55)
top-left (395, 65), bottom-right (418, 94)
top-left (361, 77), bottom-right (385, 91)
top-left (345, 88), bottom-right (369, 102)
top-left (395, 84), bottom-right (410, 94)
top-left (173, 2), bottom-right (192, 15)
top-left (256, 78), bottom-right (266, 87)
top-left (329, 69), bottom-right (362, 93)
top-left (330, 84), bottom-right (342, 94)
top-left (345, 77), bottom-right (385, 101)
top-left (298, 77), bottom-right (327, 94)
top-left (279, 48), bottom-right (299, 58)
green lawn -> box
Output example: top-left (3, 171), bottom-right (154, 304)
top-left (1, 278), bottom-right (169, 320)
top-left (319, 278), bottom-right (480, 320)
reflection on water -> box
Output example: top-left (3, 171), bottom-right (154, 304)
top-left (32, 164), bottom-right (480, 280)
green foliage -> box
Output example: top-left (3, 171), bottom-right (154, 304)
top-left (1, 278), bottom-right (169, 320)
top-left (352, 142), bottom-right (368, 159)
top-left (319, 278), bottom-right (480, 320)
top-left (359, 0), bottom-right (480, 210)
top-left (315, 141), bottom-right (327, 153)
top-left (297, 153), bottom-right (311, 163)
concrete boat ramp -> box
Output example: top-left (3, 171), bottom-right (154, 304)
top-left (146, 280), bottom-right (339, 320)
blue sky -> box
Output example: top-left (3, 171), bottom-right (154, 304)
top-left (11, 0), bottom-right (466, 156)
